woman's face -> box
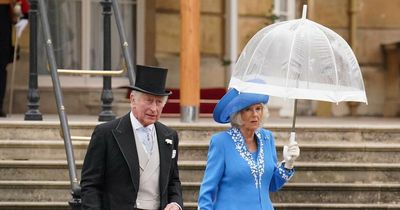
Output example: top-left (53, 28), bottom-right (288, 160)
top-left (240, 103), bottom-right (264, 131)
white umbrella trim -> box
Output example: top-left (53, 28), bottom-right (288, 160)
top-left (229, 77), bottom-right (368, 104)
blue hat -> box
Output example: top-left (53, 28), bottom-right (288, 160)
top-left (213, 88), bottom-right (269, 123)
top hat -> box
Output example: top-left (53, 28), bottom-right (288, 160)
top-left (213, 88), bottom-right (269, 123)
top-left (129, 65), bottom-right (172, 96)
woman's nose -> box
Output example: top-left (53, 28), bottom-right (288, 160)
top-left (252, 109), bottom-right (261, 115)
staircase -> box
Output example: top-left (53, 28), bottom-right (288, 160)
top-left (0, 117), bottom-right (400, 209)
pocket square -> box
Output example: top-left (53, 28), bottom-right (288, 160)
top-left (172, 149), bottom-right (176, 159)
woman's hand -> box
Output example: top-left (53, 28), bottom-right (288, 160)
top-left (283, 132), bottom-right (300, 169)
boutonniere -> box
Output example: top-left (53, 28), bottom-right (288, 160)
top-left (165, 139), bottom-right (173, 145)
top-left (165, 139), bottom-right (176, 158)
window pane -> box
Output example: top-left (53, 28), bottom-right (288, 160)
top-left (37, 0), bottom-right (137, 76)
top-left (90, 0), bottom-right (137, 73)
top-left (280, 0), bottom-right (287, 11)
top-left (38, 0), bottom-right (82, 74)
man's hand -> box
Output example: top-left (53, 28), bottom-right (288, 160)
top-left (283, 132), bottom-right (300, 169)
top-left (15, 19), bottom-right (28, 38)
top-left (164, 203), bottom-right (181, 210)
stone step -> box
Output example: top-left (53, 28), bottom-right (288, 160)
top-left (0, 121), bottom-right (96, 141)
top-left (271, 183), bottom-right (400, 204)
top-left (2, 160), bottom-right (400, 184)
top-left (0, 180), bottom-right (399, 204)
top-left (2, 139), bottom-right (400, 164)
top-left (0, 140), bottom-right (88, 160)
top-left (182, 182), bottom-right (400, 204)
top-left (1, 202), bottom-right (398, 210)
top-left (179, 161), bottom-right (400, 183)
top-left (0, 201), bottom-right (68, 210)
top-left (273, 203), bottom-right (400, 209)
top-left (0, 180), bottom-right (70, 202)
top-left (179, 141), bottom-right (400, 163)
top-left (1, 120), bottom-right (400, 144)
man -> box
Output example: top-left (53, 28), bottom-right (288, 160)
top-left (0, 0), bottom-right (29, 117)
top-left (81, 65), bottom-right (183, 210)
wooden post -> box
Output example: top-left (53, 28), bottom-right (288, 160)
top-left (180, 0), bottom-right (200, 122)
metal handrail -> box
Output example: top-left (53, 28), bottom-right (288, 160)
top-left (111, 0), bottom-right (135, 85)
top-left (37, 0), bottom-right (81, 208)
top-left (58, 68), bottom-right (125, 75)
top-left (71, 136), bottom-right (91, 141)
top-left (46, 62), bottom-right (126, 76)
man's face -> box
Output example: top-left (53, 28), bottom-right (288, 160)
top-left (131, 92), bottom-right (166, 127)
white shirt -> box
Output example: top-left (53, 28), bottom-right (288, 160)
top-left (130, 112), bottom-right (155, 155)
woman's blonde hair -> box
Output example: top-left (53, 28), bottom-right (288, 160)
top-left (230, 103), bottom-right (269, 128)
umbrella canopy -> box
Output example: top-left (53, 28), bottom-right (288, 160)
top-left (229, 7), bottom-right (367, 104)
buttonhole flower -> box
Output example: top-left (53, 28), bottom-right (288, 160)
top-left (165, 139), bottom-right (173, 145)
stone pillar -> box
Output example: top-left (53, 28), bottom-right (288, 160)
top-left (381, 42), bottom-right (400, 117)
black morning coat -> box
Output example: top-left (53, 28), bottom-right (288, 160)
top-left (80, 113), bottom-right (183, 210)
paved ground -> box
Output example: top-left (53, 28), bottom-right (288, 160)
top-left (1, 114), bottom-right (400, 129)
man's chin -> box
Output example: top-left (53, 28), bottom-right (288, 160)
top-left (144, 118), bottom-right (157, 125)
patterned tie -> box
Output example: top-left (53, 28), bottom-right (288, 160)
top-left (141, 127), bottom-right (153, 155)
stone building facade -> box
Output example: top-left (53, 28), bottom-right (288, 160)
top-left (6, 0), bottom-right (400, 117)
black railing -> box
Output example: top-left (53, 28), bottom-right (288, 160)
top-left (98, 0), bottom-right (115, 122)
top-left (24, 0), bottom-right (42, 121)
top-left (33, 0), bottom-right (136, 208)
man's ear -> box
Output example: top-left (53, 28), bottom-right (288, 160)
top-left (130, 94), bottom-right (135, 103)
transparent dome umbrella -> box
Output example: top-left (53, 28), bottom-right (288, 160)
top-left (229, 5), bottom-right (367, 145)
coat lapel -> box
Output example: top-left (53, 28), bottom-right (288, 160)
top-left (112, 113), bottom-right (140, 191)
top-left (155, 122), bottom-right (173, 195)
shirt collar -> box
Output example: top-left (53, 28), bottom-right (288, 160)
top-left (130, 112), bottom-right (155, 131)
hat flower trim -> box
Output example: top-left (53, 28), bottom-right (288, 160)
top-left (227, 127), bottom-right (266, 188)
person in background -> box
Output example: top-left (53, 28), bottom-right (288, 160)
top-left (80, 65), bottom-right (183, 210)
top-left (0, 0), bottom-right (29, 117)
top-left (198, 88), bottom-right (300, 210)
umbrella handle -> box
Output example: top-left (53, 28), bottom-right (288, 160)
top-left (289, 132), bottom-right (297, 145)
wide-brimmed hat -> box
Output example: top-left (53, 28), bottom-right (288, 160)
top-left (213, 88), bottom-right (269, 123)
top-left (129, 65), bottom-right (172, 96)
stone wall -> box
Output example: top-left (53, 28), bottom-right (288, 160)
top-left (155, 0), bottom-right (273, 89)
top-left (154, 0), bottom-right (400, 117)
top-left (6, 0), bottom-right (400, 117)
top-left (310, 0), bottom-right (400, 116)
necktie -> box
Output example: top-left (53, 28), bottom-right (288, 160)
top-left (141, 127), bottom-right (153, 155)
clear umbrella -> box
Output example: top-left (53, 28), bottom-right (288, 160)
top-left (229, 5), bottom-right (367, 145)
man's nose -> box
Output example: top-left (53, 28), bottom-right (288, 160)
top-left (149, 100), bottom-right (157, 111)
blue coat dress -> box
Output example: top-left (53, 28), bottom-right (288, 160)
top-left (198, 127), bottom-right (294, 210)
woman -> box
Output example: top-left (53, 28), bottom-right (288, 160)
top-left (198, 88), bottom-right (300, 210)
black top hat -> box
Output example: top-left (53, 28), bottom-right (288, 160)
top-left (129, 65), bottom-right (172, 96)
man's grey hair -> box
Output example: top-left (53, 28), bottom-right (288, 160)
top-left (230, 103), bottom-right (269, 128)
top-left (130, 90), bottom-right (168, 106)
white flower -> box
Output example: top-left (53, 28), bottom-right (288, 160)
top-left (165, 139), bottom-right (173, 145)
